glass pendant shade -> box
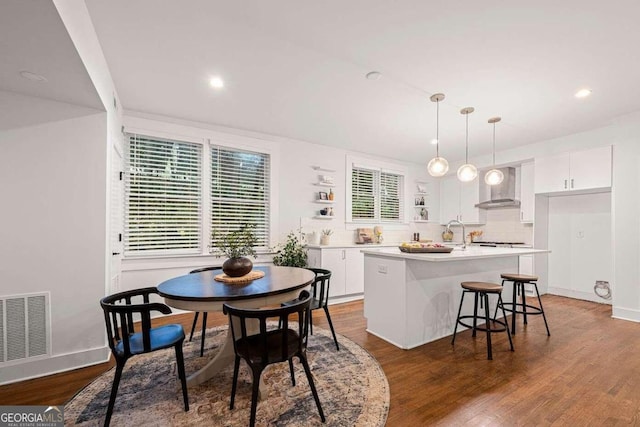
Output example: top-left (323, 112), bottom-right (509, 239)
top-left (428, 156), bottom-right (449, 177)
top-left (484, 168), bottom-right (504, 185)
top-left (457, 163), bottom-right (478, 182)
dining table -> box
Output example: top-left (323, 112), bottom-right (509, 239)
top-left (157, 265), bottom-right (315, 386)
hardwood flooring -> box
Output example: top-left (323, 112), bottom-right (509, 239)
top-left (2, 295), bottom-right (639, 425)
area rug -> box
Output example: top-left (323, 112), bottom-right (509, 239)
top-left (64, 326), bottom-right (389, 426)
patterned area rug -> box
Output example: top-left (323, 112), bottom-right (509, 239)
top-left (65, 326), bottom-right (389, 426)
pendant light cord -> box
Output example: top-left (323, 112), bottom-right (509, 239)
top-left (465, 113), bottom-right (469, 163)
top-left (436, 99), bottom-right (440, 158)
top-left (492, 122), bottom-right (496, 166)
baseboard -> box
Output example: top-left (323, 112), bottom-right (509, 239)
top-left (0, 346), bottom-right (111, 385)
top-left (547, 287), bottom-right (611, 305)
top-left (328, 294), bottom-right (363, 305)
top-left (612, 306), bottom-right (640, 323)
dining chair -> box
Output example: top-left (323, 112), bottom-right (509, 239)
top-left (100, 287), bottom-right (189, 426)
top-left (281, 268), bottom-right (339, 350)
top-left (223, 290), bottom-right (325, 427)
top-left (188, 266), bottom-right (221, 356)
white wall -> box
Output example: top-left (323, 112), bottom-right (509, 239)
top-left (0, 113), bottom-right (109, 383)
top-left (547, 193), bottom-right (612, 303)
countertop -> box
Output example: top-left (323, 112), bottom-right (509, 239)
top-left (306, 242), bottom-right (401, 249)
top-left (360, 246), bottom-right (549, 262)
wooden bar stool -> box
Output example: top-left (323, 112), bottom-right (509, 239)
top-left (452, 281), bottom-right (514, 360)
top-left (498, 273), bottom-right (550, 336)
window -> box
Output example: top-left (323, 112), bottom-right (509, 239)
top-left (125, 133), bottom-right (271, 256)
top-left (350, 165), bottom-right (404, 223)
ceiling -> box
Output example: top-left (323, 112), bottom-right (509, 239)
top-left (6, 1), bottom-right (640, 164)
top-left (0, 1), bottom-right (103, 130)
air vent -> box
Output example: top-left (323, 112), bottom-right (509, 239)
top-left (0, 293), bottom-right (49, 363)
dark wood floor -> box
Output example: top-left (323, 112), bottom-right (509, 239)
top-left (2, 295), bottom-right (639, 425)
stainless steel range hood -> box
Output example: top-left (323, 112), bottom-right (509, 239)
top-left (475, 167), bottom-right (521, 209)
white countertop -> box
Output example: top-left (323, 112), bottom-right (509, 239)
top-left (360, 246), bottom-right (549, 262)
top-left (306, 242), bottom-right (401, 249)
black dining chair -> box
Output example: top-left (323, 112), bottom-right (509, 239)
top-left (188, 266), bottom-right (221, 356)
top-left (223, 290), bottom-right (325, 427)
top-left (281, 268), bottom-right (339, 350)
top-left (100, 287), bottom-right (189, 427)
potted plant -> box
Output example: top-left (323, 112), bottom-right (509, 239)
top-left (212, 224), bottom-right (258, 277)
top-left (272, 231), bottom-right (308, 267)
top-left (320, 229), bottom-right (333, 245)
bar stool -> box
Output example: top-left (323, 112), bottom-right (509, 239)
top-left (452, 281), bottom-right (514, 360)
top-left (498, 273), bottom-right (550, 336)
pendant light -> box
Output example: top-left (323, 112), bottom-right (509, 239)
top-left (484, 117), bottom-right (504, 185)
top-left (427, 93), bottom-right (449, 177)
top-left (457, 107), bottom-right (478, 182)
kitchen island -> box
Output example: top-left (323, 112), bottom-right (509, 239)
top-left (360, 246), bottom-right (549, 349)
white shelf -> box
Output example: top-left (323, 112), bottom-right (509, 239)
top-left (312, 166), bottom-right (336, 173)
top-left (313, 216), bottom-right (334, 220)
top-left (413, 220), bottom-right (437, 223)
top-left (315, 200), bottom-right (335, 204)
top-left (414, 192), bottom-right (428, 196)
top-left (413, 205), bottom-right (429, 208)
top-left (313, 182), bottom-right (336, 187)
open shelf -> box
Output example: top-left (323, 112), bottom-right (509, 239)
top-left (313, 182), bottom-right (336, 187)
top-left (312, 166), bottom-right (336, 173)
top-left (315, 200), bottom-right (335, 204)
top-left (313, 216), bottom-right (334, 220)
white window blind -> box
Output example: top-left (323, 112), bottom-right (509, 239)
top-left (125, 134), bottom-right (202, 254)
top-left (351, 166), bottom-right (404, 222)
top-left (210, 146), bottom-right (270, 249)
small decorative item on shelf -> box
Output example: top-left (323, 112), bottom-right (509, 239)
top-left (420, 208), bottom-right (428, 220)
top-left (320, 207), bottom-right (329, 216)
top-left (328, 188), bottom-right (334, 201)
top-left (328, 207), bottom-right (334, 216)
top-left (211, 224), bottom-right (258, 277)
top-left (374, 226), bottom-right (384, 244)
top-left (320, 175), bottom-right (334, 184)
top-left (320, 229), bottom-right (333, 245)
top-left (469, 230), bottom-right (483, 243)
top-left (318, 191), bottom-right (328, 200)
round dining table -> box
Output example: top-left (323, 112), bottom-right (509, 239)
top-left (157, 265), bottom-right (315, 386)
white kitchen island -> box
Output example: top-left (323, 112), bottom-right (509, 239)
top-left (361, 246), bottom-right (550, 349)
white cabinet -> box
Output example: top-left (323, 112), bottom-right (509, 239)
top-left (534, 146), bottom-right (612, 194)
top-left (439, 175), bottom-right (486, 225)
top-left (519, 255), bottom-right (533, 276)
top-left (520, 162), bottom-right (535, 223)
top-left (306, 247), bottom-right (364, 298)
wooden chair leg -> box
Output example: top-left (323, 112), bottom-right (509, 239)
top-left (299, 354), bottom-right (326, 423)
top-left (189, 312), bottom-right (200, 342)
top-left (105, 360), bottom-right (126, 427)
top-left (323, 306), bottom-right (340, 351)
top-left (288, 358), bottom-right (296, 386)
top-left (230, 356), bottom-right (240, 410)
top-left (200, 312), bottom-right (208, 357)
top-left (174, 342), bottom-right (189, 411)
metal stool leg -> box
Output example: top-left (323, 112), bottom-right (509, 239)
top-left (499, 294), bottom-right (514, 351)
top-left (511, 280), bottom-right (517, 334)
top-left (493, 279), bottom-right (506, 319)
top-left (533, 283), bottom-right (551, 336)
top-left (452, 290), bottom-right (466, 345)
top-left (483, 292), bottom-right (493, 360)
top-left (472, 291), bottom-right (479, 337)
top-left (520, 282), bottom-right (528, 324)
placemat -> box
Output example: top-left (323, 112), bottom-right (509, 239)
top-left (214, 270), bottom-right (265, 283)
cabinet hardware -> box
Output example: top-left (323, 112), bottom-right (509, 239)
top-left (571, 178), bottom-right (574, 189)
top-left (564, 179), bottom-right (567, 189)
top-left (341, 250), bottom-right (346, 260)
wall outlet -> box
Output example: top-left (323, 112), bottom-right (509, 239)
top-left (377, 264), bottom-right (388, 274)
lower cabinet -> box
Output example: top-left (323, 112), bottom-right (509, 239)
top-left (518, 254), bottom-right (533, 276)
top-left (307, 248), bottom-right (364, 298)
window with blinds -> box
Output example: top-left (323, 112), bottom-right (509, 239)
top-left (210, 147), bottom-right (270, 250)
top-left (351, 166), bottom-right (404, 222)
top-left (125, 135), bottom-right (202, 254)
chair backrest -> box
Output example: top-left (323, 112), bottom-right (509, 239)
top-left (189, 266), bottom-right (222, 274)
top-left (223, 290), bottom-right (311, 365)
top-left (100, 287), bottom-right (172, 357)
top-left (307, 268), bottom-right (332, 308)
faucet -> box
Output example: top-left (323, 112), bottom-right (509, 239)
top-left (446, 219), bottom-right (466, 250)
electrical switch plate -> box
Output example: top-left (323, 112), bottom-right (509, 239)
top-left (377, 264), bottom-right (388, 274)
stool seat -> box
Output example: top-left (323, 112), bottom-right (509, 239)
top-left (500, 273), bottom-right (538, 282)
top-left (461, 281), bottom-right (503, 293)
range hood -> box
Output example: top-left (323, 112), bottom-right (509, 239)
top-left (475, 167), bottom-right (521, 209)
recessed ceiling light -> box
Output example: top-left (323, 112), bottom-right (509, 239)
top-left (366, 71), bottom-right (382, 81)
top-left (430, 138), bottom-right (438, 145)
top-left (209, 76), bottom-right (224, 89)
top-left (20, 70), bottom-right (47, 82)
top-left (575, 88), bottom-right (592, 98)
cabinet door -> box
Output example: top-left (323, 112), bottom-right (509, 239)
top-left (344, 248), bottom-right (364, 295)
top-left (570, 146), bottom-right (612, 191)
top-left (439, 176), bottom-right (460, 224)
top-left (459, 180), bottom-right (486, 224)
top-left (519, 255), bottom-right (534, 275)
top-left (307, 248), bottom-right (321, 268)
top-left (320, 249), bottom-right (346, 297)
top-left (520, 162), bottom-right (535, 223)
top-left (535, 153), bottom-right (570, 193)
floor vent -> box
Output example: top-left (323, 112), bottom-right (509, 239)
top-left (0, 293), bottom-right (50, 363)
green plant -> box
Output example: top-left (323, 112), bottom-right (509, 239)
top-left (321, 229), bottom-right (333, 236)
top-left (272, 231), bottom-right (308, 267)
top-left (212, 224), bottom-right (258, 259)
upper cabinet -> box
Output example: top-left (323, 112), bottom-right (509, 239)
top-left (534, 146), bottom-right (612, 194)
top-left (439, 175), bottom-right (486, 225)
top-left (520, 162), bottom-right (535, 223)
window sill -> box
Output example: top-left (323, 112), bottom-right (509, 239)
top-left (121, 252), bottom-right (276, 272)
